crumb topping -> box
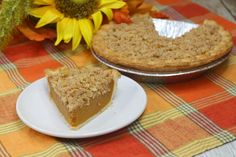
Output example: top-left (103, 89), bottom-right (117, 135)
top-left (100, 15), bottom-right (222, 61)
top-left (47, 66), bottom-right (120, 112)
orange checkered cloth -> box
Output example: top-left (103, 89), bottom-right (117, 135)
top-left (1, 0), bottom-right (236, 156)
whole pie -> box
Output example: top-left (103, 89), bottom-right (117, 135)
top-left (92, 14), bottom-right (233, 72)
top-left (46, 66), bottom-right (120, 128)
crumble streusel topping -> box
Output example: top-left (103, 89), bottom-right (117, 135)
top-left (101, 15), bottom-right (222, 61)
top-left (92, 13), bottom-right (233, 71)
top-left (46, 66), bottom-right (120, 112)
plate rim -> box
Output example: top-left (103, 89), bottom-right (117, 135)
top-left (16, 75), bottom-right (147, 138)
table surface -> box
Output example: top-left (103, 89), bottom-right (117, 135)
top-left (193, 0), bottom-right (236, 23)
top-left (193, 1), bottom-right (236, 156)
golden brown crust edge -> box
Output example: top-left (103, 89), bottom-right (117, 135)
top-left (92, 20), bottom-right (233, 72)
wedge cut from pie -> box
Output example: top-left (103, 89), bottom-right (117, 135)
top-left (92, 14), bottom-right (233, 72)
top-left (46, 66), bottom-right (120, 128)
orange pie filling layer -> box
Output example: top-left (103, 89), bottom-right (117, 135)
top-left (46, 66), bottom-right (120, 128)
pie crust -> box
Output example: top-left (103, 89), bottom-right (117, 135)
top-left (92, 14), bottom-right (233, 72)
top-left (46, 66), bottom-right (120, 128)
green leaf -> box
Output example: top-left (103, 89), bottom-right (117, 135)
top-left (0, 0), bottom-right (32, 49)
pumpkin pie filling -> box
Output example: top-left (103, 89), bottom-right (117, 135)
top-left (46, 66), bottom-right (120, 128)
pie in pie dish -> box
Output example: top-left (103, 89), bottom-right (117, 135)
top-left (92, 14), bottom-right (233, 72)
top-left (46, 66), bottom-right (120, 128)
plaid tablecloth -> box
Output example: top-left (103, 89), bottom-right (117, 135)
top-left (1, 0), bottom-right (236, 156)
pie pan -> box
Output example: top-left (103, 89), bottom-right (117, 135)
top-left (91, 19), bottom-right (231, 83)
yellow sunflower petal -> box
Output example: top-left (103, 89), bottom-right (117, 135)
top-left (62, 18), bottom-right (74, 43)
top-left (92, 11), bottom-right (103, 32)
top-left (55, 20), bottom-right (65, 46)
top-left (99, 0), bottom-right (118, 7)
top-left (100, 7), bottom-right (113, 21)
top-left (34, 0), bottom-right (54, 5)
top-left (30, 6), bottom-right (51, 18)
top-left (36, 8), bottom-right (63, 28)
top-left (102, 1), bottom-right (126, 9)
top-left (72, 19), bottom-right (82, 50)
top-left (78, 19), bottom-right (93, 47)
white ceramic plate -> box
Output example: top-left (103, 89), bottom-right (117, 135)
top-left (16, 76), bottom-right (147, 138)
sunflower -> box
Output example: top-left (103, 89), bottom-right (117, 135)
top-left (30, 0), bottom-right (126, 50)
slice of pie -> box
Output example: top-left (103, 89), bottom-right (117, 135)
top-left (92, 14), bottom-right (233, 72)
top-left (46, 66), bottom-right (120, 128)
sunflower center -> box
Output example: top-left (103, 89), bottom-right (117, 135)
top-left (55, 0), bottom-right (98, 19)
